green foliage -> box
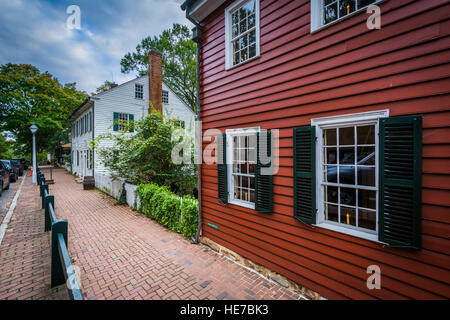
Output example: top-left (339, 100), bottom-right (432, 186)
top-left (95, 111), bottom-right (197, 196)
top-left (0, 134), bottom-right (14, 159)
top-left (137, 183), bottom-right (198, 238)
top-left (120, 23), bottom-right (197, 112)
top-left (0, 63), bottom-right (88, 154)
top-left (93, 80), bottom-right (117, 95)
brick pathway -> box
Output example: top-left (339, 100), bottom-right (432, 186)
top-left (0, 173), bottom-right (69, 300)
top-left (48, 169), bottom-right (304, 300)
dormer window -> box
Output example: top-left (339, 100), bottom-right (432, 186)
top-left (135, 84), bottom-right (144, 100)
top-left (225, 0), bottom-right (260, 70)
top-left (311, 0), bottom-right (381, 33)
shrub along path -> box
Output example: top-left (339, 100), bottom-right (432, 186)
top-left (50, 169), bottom-right (304, 300)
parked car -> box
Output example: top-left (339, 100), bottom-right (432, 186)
top-left (10, 159), bottom-right (24, 176)
top-left (12, 158), bottom-right (28, 170)
top-left (0, 161), bottom-right (10, 196)
top-left (1, 160), bottom-right (18, 183)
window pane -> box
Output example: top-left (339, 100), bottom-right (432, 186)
top-left (325, 165), bottom-right (338, 183)
top-left (248, 147), bottom-right (255, 163)
top-left (249, 44), bottom-right (256, 59)
top-left (339, 147), bottom-right (355, 164)
top-left (340, 187), bottom-right (356, 206)
top-left (233, 163), bottom-right (240, 173)
top-left (324, 2), bottom-right (338, 24)
top-left (250, 190), bottom-right (255, 203)
top-left (248, 13), bottom-right (255, 28)
top-left (323, 128), bottom-right (337, 146)
top-left (232, 24), bottom-right (239, 38)
top-left (340, 206), bottom-right (356, 226)
top-left (357, 125), bottom-right (375, 145)
top-left (339, 166), bottom-right (355, 185)
top-left (324, 147), bottom-right (337, 164)
top-left (357, 146), bottom-right (375, 165)
top-left (240, 163), bottom-right (248, 174)
top-left (359, 189), bottom-right (376, 210)
top-left (358, 209), bottom-right (376, 231)
top-left (249, 163), bottom-right (255, 174)
top-left (339, 127), bottom-right (354, 145)
top-left (325, 186), bottom-right (338, 203)
top-left (358, 167), bottom-right (375, 186)
top-left (325, 204), bottom-right (339, 222)
top-left (232, 12), bottom-right (239, 25)
top-left (250, 177), bottom-right (255, 189)
top-left (339, 0), bottom-right (356, 18)
top-left (249, 30), bottom-right (256, 45)
top-left (242, 177), bottom-right (249, 188)
top-left (239, 18), bottom-right (247, 34)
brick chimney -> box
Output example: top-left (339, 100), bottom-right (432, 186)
top-left (148, 50), bottom-right (163, 114)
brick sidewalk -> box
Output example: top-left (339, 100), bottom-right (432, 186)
top-left (0, 173), bottom-right (69, 300)
top-left (49, 169), bottom-right (304, 300)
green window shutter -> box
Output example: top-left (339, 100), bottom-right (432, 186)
top-left (255, 131), bottom-right (273, 213)
top-left (129, 114), bottom-right (135, 132)
top-left (217, 133), bottom-right (228, 203)
top-left (113, 112), bottom-right (119, 131)
top-left (293, 126), bottom-right (316, 225)
top-left (379, 115), bottom-right (422, 249)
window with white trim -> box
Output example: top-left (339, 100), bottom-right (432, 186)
top-left (135, 84), bottom-right (144, 99)
top-left (225, 0), bottom-right (260, 69)
top-left (226, 128), bottom-right (259, 208)
top-left (312, 110), bottom-right (388, 241)
top-left (311, 0), bottom-right (382, 33)
top-left (162, 90), bottom-right (169, 104)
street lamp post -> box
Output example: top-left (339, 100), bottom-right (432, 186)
top-left (30, 124), bottom-right (38, 184)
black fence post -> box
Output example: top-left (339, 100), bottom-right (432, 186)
top-left (41, 184), bottom-right (49, 209)
top-left (51, 219), bottom-right (68, 288)
top-left (44, 194), bottom-right (54, 232)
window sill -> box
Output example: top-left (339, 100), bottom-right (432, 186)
top-left (314, 221), bottom-right (380, 243)
top-left (229, 199), bottom-right (255, 210)
top-left (225, 54), bottom-right (260, 71)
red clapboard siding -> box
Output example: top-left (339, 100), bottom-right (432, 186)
top-left (197, 0), bottom-right (450, 299)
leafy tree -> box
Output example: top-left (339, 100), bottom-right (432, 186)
top-left (93, 80), bottom-right (117, 95)
top-left (0, 63), bottom-right (88, 154)
top-left (120, 23), bottom-right (197, 112)
top-left (0, 134), bottom-right (14, 159)
top-left (94, 111), bottom-right (196, 196)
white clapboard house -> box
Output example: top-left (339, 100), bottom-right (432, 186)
top-left (69, 51), bottom-right (196, 188)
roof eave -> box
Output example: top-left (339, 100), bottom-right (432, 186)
top-left (182, 0), bottom-right (227, 23)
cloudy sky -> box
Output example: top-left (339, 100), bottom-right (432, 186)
top-left (0, 0), bottom-right (192, 94)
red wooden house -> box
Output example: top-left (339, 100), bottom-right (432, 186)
top-left (182, 0), bottom-right (450, 299)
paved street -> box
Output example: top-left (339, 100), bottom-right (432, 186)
top-left (0, 175), bottom-right (22, 225)
top-left (46, 169), bottom-right (304, 300)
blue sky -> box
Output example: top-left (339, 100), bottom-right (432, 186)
top-left (0, 0), bottom-right (192, 94)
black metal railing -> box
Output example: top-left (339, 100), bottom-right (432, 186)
top-left (37, 167), bottom-right (83, 300)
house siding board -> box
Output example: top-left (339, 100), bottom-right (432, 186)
top-left (198, 0), bottom-right (450, 299)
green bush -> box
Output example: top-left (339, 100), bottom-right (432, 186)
top-left (137, 183), bottom-right (198, 238)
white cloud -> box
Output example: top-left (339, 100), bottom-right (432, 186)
top-left (0, 0), bottom-right (193, 94)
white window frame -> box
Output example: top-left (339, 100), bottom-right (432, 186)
top-left (226, 127), bottom-right (260, 209)
top-left (225, 0), bottom-right (261, 70)
top-left (135, 84), bottom-right (144, 100)
top-left (310, 0), bottom-right (384, 33)
top-left (311, 110), bottom-right (389, 242)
